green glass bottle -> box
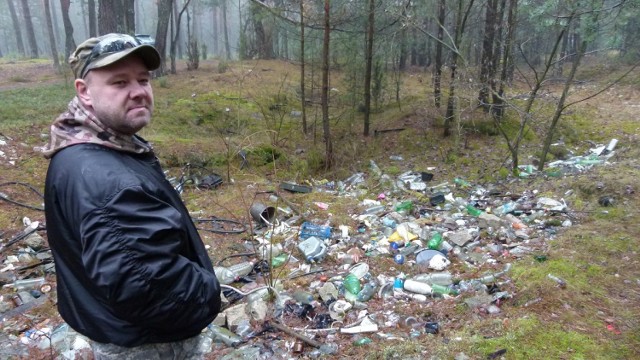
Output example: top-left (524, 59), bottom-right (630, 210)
top-left (427, 232), bottom-right (443, 250)
top-left (466, 204), bottom-right (483, 217)
top-left (395, 200), bottom-right (413, 212)
top-left (343, 273), bottom-right (362, 295)
top-left (431, 284), bottom-right (459, 296)
top-left (454, 178), bottom-right (471, 188)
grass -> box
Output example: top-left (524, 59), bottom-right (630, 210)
top-left (1, 58), bottom-right (639, 359)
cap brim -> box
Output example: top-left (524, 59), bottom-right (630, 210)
top-left (84, 45), bottom-right (161, 76)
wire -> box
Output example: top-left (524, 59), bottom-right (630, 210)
top-left (193, 217), bottom-right (247, 234)
top-left (216, 252), bottom-right (257, 266)
top-left (220, 284), bottom-right (272, 297)
top-left (0, 182), bottom-right (45, 211)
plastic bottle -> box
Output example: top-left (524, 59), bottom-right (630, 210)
top-left (427, 232), bottom-right (443, 250)
top-left (353, 337), bottom-right (372, 346)
top-left (207, 324), bottom-right (242, 346)
top-left (413, 272), bottom-right (453, 286)
top-left (271, 253), bottom-right (288, 268)
top-left (356, 282), bottom-right (376, 302)
top-left (257, 243), bottom-right (283, 260)
top-left (12, 278), bottom-right (45, 291)
top-left (213, 266), bottom-right (237, 285)
top-left (403, 279), bottom-right (432, 295)
top-left (343, 274), bottom-right (362, 295)
top-left (497, 201), bottom-right (518, 215)
top-left (363, 205), bottom-right (385, 215)
top-left (369, 160), bottom-right (382, 177)
top-left (393, 273), bottom-right (406, 290)
top-left (300, 222), bottom-right (332, 239)
top-left (382, 217), bottom-right (397, 229)
top-left (337, 253), bottom-right (357, 265)
top-left (198, 327), bottom-right (214, 353)
top-left (395, 200), bottom-right (413, 212)
top-left (297, 236), bottom-right (328, 262)
top-left (398, 243), bottom-right (421, 256)
top-left (430, 284), bottom-right (459, 296)
top-left (228, 261), bottom-right (255, 278)
top-left (465, 204), bottom-right (483, 217)
top-left (453, 178), bottom-right (471, 188)
top-left (293, 290), bottom-right (314, 304)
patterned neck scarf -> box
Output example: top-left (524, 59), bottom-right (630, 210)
top-left (41, 96), bottom-right (152, 159)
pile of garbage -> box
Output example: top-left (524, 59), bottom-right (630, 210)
top-left (0, 139), bottom-right (621, 358)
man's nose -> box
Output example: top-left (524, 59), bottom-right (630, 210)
top-left (130, 82), bottom-right (148, 98)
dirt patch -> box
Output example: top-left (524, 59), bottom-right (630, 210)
top-left (0, 61), bottom-right (65, 91)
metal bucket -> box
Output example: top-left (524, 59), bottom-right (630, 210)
top-left (250, 203), bottom-right (275, 224)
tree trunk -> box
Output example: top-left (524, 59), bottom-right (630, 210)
top-left (20, 0), bottom-right (39, 58)
top-left (43, 0), bottom-right (60, 67)
top-left (493, 0), bottom-right (516, 121)
top-left (80, 0), bottom-right (89, 37)
top-left (170, 0), bottom-right (192, 74)
top-left (99, 0), bottom-right (119, 34)
top-left (7, 0), bottom-right (26, 56)
top-left (59, 0), bottom-right (76, 58)
top-left (50, 0), bottom-right (61, 52)
top-left (250, 3), bottom-right (272, 59)
top-left (321, 0), bottom-right (333, 170)
top-left (489, 0), bottom-right (506, 116)
top-left (299, 0), bottom-right (307, 135)
top-left (212, 5), bottom-right (219, 55)
top-left (155, 0), bottom-right (173, 75)
top-left (433, 0), bottom-right (445, 108)
top-left (363, 0), bottom-right (375, 137)
top-left (398, 17), bottom-right (407, 71)
top-left (88, 0), bottom-right (97, 37)
top-left (443, 0), bottom-right (474, 138)
top-left (478, 0), bottom-right (497, 112)
top-left (222, 0), bottom-right (231, 59)
top-left (123, 0), bottom-right (135, 34)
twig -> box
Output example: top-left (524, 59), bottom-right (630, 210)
top-left (268, 321), bottom-right (323, 349)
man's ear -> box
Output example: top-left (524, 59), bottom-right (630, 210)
top-left (75, 79), bottom-right (92, 107)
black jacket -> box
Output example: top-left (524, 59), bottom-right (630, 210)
top-left (44, 143), bottom-right (221, 347)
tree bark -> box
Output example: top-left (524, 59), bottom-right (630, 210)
top-left (250, 2), bottom-right (273, 59)
top-left (7, 0), bottom-right (26, 56)
top-left (321, 0), bottom-right (333, 170)
top-left (123, 0), bottom-right (135, 34)
top-left (155, 0), bottom-right (173, 75)
top-left (363, 0), bottom-right (375, 137)
top-left (20, 0), bottom-right (39, 58)
top-left (43, 0), bottom-right (60, 67)
top-left (99, 0), bottom-right (119, 34)
top-left (299, 0), bottom-right (307, 134)
top-left (443, 0), bottom-right (474, 138)
top-left (433, 0), bottom-right (445, 108)
top-left (59, 0), bottom-right (76, 58)
top-left (212, 5), bottom-right (219, 55)
top-left (50, 0), bottom-right (61, 51)
top-left (478, 0), bottom-right (498, 112)
top-left (492, 0), bottom-right (516, 121)
top-left (222, 0), bottom-right (230, 59)
top-left (87, 0), bottom-right (97, 37)
top-left (170, 0), bottom-right (192, 74)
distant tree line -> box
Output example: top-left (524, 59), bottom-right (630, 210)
top-left (1, 0), bottom-right (638, 171)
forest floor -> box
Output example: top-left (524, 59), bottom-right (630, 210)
top-left (0, 57), bottom-right (639, 359)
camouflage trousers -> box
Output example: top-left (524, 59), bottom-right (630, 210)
top-left (90, 335), bottom-right (205, 360)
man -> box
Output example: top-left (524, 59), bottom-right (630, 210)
top-left (42, 33), bottom-right (221, 359)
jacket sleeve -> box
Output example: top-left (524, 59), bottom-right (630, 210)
top-left (79, 185), bottom-right (221, 331)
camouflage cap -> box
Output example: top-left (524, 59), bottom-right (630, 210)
top-left (69, 33), bottom-right (160, 79)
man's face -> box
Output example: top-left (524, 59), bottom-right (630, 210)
top-left (77, 56), bottom-right (154, 135)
